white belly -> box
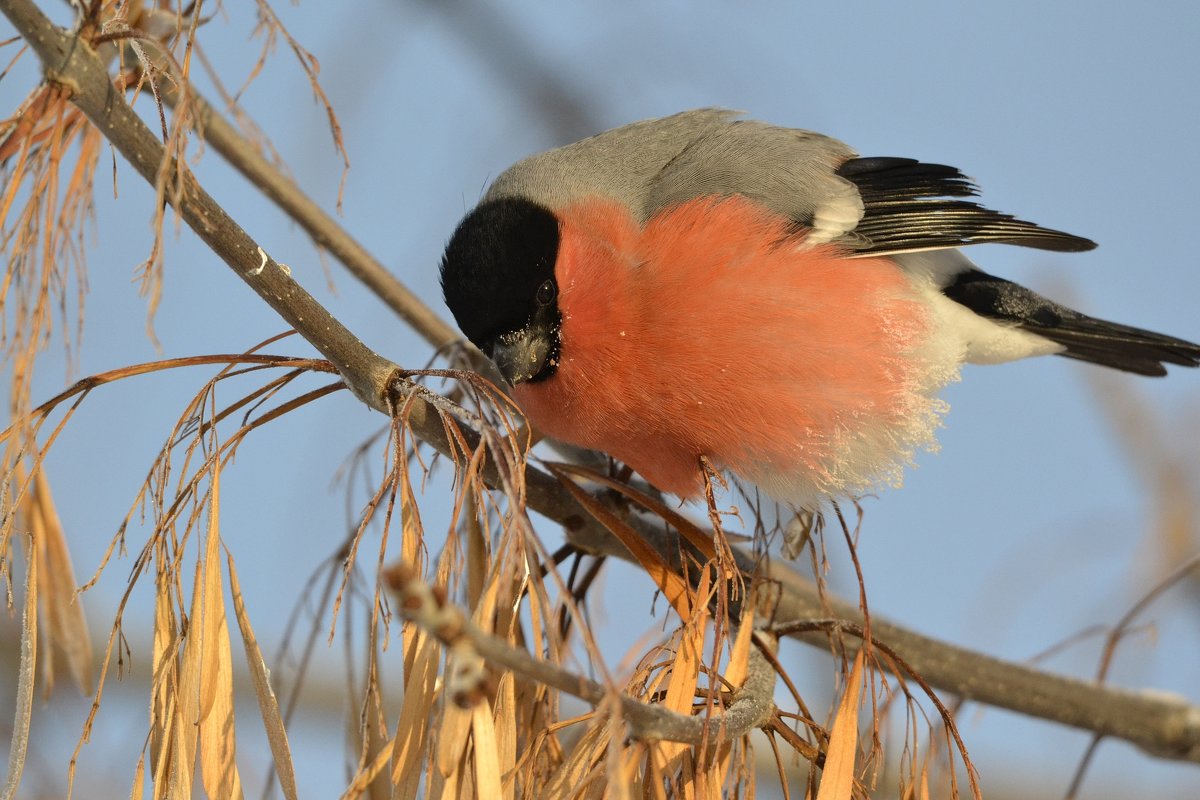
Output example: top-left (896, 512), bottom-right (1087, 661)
top-left (895, 250), bottom-right (1066, 364)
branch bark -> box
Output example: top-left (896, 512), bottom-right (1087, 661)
top-left (4, 0), bottom-right (1199, 767)
top-left (165, 80), bottom-right (461, 350)
top-left (386, 562), bottom-right (778, 746)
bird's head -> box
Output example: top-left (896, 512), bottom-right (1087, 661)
top-left (440, 197), bottom-right (563, 385)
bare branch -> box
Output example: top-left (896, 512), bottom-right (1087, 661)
top-left (384, 561), bottom-right (778, 747)
top-left (158, 76), bottom-right (461, 350)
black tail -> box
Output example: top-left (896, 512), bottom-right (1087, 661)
top-left (1041, 318), bottom-right (1200, 376)
top-left (942, 270), bottom-right (1200, 377)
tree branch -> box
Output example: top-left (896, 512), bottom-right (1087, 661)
top-left (162, 76), bottom-right (461, 350)
top-left (385, 561), bottom-right (778, 747)
top-left (574, 521), bottom-right (1200, 763)
top-left (4, 0), bottom-right (1199, 767)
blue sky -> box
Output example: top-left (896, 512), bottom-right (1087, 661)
top-left (5, 1), bottom-right (1200, 797)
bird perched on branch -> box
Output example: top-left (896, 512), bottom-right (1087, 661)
top-left (440, 109), bottom-right (1200, 510)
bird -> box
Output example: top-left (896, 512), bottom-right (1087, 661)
top-left (439, 109), bottom-right (1200, 510)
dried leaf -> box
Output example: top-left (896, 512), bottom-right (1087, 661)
top-left (400, 491), bottom-right (424, 670)
top-left (130, 753), bottom-right (145, 800)
top-left (435, 702), bottom-right (474, 781)
top-left (471, 702), bottom-right (503, 799)
top-left (544, 722), bottom-right (609, 798)
top-left (1, 534), bottom-right (37, 800)
top-left (548, 462), bottom-right (716, 559)
top-left (197, 470), bottom-right (243, 800)
top-left (150, 694), bottom-right (177, 800)
top-left (343, 746), bottom-right (392, 800)
top-left (463, 490), bottom-right (488, 612)
top-left (664, 574), bottom-right (710, 714)
top-left (724, 608), bottom-right (755, 689)
top-left (654, 573), bottom-right (712, 769)
top-left (171, 540), bottom-right (204, 796)
top-left (816, 650), bottom-right (865, 800)
top-left (675, 753), bottom-right (697, 800)
top-left (228, 553), bottom-right (298, 800)
top-left (549, 465), bottom-right (694, 620)
top-left (492, 672), bottom-right (516, 795)
top-left (706, 606), bottom-right (756, 793)
top-left (29, 469), bottom-right (93, 695)
top-left (149, 541), bottom-right (179, 784)
top-left (0, 84), bottom-right (66, 164)
top-left (390, 628), bottom-right (440, 798)
top-left (619, 741), bottom-right (651, 800)
top-left (643, 748), bottom-right (668, 800)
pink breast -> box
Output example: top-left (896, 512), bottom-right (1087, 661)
top-left (514, 196), bottom-right (932, 501)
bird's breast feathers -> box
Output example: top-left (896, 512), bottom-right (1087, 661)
top-left (512, 195), bottom-right (963, 508)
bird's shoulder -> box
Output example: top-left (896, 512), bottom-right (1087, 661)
top-left (484, 109), bottom-right (856, 225)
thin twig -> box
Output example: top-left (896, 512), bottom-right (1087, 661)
top-left (1064, 554), bottom-right (1200, 798)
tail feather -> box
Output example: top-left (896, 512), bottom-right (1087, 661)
top-left (942, 269), bottom-right (1200, 376)
top-left (1036, 319), bottom-right (1200, 376)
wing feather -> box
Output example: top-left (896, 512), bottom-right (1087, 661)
top-left (838, 157), bottom-right (1096, 254)
top-left (488, 110), bottom-right (1096, 255)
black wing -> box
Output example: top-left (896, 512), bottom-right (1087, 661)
top-left (837, 157), bottom-right (1097, 255)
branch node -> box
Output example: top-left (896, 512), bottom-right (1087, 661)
top-left (42, 66), bottom-right (82, 96)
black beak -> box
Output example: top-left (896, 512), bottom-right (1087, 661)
top-left (491, 325), bottom-right (553, 385)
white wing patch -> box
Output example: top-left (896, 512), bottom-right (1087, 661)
top-left (807, 183), bottom-right (864, 245)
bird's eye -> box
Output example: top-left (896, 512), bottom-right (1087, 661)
top-left (535, 279), bottom-right (556, 307)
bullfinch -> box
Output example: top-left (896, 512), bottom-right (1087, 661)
top-left (439, 109), bottom-right (1200, 510)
